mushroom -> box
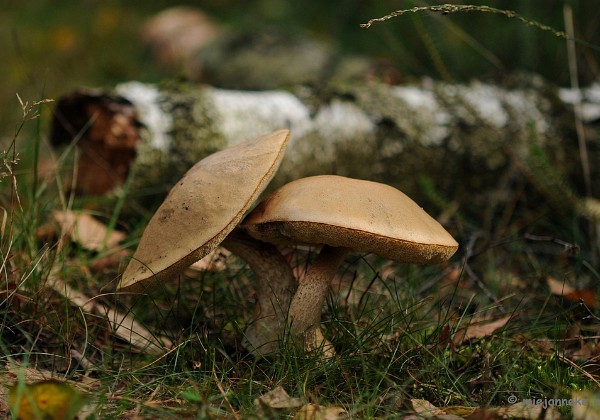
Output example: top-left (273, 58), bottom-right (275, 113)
top-left (242, 175), bottom-right (459, 351)
top-left (119, 129), bottom-right (296, 356)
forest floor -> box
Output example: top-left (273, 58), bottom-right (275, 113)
top-left (2, 2), bottom-right (600, 419)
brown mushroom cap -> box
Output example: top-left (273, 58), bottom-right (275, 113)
top-left (119, 129), bottom-right (291, 292)
top-left (242, 175), bottom-right (458, 264)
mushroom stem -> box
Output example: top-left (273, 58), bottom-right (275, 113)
top-left (287, 245), bottom-right (350, 350)
top-left (222, 229), bottom-right (296, 356)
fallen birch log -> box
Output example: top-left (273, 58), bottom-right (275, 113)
top-left (50, 77), bottom-right (600, 224)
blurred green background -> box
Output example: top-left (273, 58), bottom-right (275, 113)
top-left (2, 0), bottom-right (599, 146)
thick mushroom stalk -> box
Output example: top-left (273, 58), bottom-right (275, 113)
top-left (287, 245), bottom-right (348, 351)
top-left (222, 230), bottom-right (295, 356)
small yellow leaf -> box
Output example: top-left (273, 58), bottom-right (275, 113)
top-left (8, 379), bottom-right (88, 420)
top-left (295, 403), bottom-right (346, 419)
top-left (444, 405), bottom-right (477, 417)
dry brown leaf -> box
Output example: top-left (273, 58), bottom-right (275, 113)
top-left (52, 210), bottom-right (126, 252)
top-left (90, 249), bottom-right (131, 271)
top-left (407, 399), bottom-right (561, 420)
top-left (409, 399), bottom-right (464, 419)
top-left (453, 315), bottom-right (511, 345)
top-left (464, 402), bottom-right (558, 420)
top-left (565, 290), bottom-right (597, 308)
top-left (255, 386), bottom-right (303, 410)
top-left (411, 399), bottom-right (446, 417)
top-left (547, 276), bottom-right (577, 295)
top-left (547, 277), bottom-right (597, 308)
top-left (408, 399), bottom-right (561, 420)
top-left (4, 364), bottom-right (60, 388)
top-left (48, 276), bottom-right (171, 355)
top-left (295, 403), bottom-right (347, 420)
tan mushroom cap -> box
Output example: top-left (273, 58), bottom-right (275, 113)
top-left (119, 129), bottom-right (291, 292)
top-left (243, 175), bottom-right (458, 264)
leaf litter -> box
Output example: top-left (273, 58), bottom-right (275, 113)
top-left (452, 314), bottom-right (512, 346)
top-left (9, 137), bottom-right (599, 417)
top-left (51, 210), bottom-right (126, 252)
top-left (36, 210), bottom-right (173, 355)
top-left (254, 386), bottom-right (347, 419)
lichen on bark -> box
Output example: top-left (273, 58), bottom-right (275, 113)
top-left (51, 74), bottom-right (595, 224)
top-left (116, 81), bottom-right (227, 195)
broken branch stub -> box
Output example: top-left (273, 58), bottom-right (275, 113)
top-left (50, 90), bottom-right (139, 196)
top-left (118, 129), bottom-right (290, 292)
